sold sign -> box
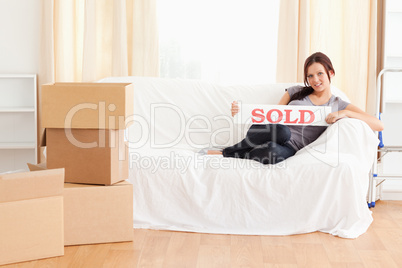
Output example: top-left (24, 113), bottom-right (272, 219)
top-left (234, 104), bottom-right (331, 126)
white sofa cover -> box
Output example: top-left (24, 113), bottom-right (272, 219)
top-left (99, 76), bottom-right (378, 238)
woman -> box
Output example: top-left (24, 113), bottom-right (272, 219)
top-left (208, 52), bottom-right (384, 164)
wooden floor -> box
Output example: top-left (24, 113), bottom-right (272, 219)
top-left (3, 200), bottom-right (402, 268)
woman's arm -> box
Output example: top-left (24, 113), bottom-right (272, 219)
top-left (326, 104), bottom-right (384, 131)
top-left (278, 91), bottom-right (290, 105)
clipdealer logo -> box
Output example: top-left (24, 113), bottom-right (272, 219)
top-left (60, 102), bottom-right (341, 167)
top-left (62, 101), bottom-right (128, 161)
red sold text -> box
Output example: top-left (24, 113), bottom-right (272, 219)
top-left (251, 108), bottom-right (315, 124)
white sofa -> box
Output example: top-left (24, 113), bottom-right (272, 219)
top-left (99, 76), bottom-right (379, 238)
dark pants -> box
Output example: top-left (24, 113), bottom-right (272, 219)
top-left (222, 124), bottom-right (296, 165)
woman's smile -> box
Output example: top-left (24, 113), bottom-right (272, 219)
top-left (313, 82), bottom-right (322, 88)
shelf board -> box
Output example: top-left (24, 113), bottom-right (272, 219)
top-left (0, 142), bottom-right (36, 149)
top-left (0, 74), bottom-right (36, 79)
top-left (384, 100), bottom-right (402, 104)
top-left (0, 107), bottom-right (35, 112)
top-left (385, 55), bottom-right (402, 58)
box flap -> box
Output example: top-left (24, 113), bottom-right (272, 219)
top-left (40, 128), bottom-right (46, 147)
top-left (51, 82), bottom-right (132, 87)
top-left (63, 180), bottom-right (131, 189)
top-left (0, 169), bottom-right (64, 203)
top-left (27, 162), bottom-right (47, 171)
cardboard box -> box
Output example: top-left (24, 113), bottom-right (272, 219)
top-left (63, 181), bottom-right (133, 246)
top-left (0, 169), bottom-right (64, 266)
top-left (41, 82), bottom-right (134, 129)
top-left (46, 128), bottom-right (128, 185)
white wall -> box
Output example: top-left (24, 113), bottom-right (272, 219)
top-left (0, 0), bottom-right (41, 74)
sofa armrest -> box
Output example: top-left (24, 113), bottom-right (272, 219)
top-left (297, 118), bottom-right (378, 171)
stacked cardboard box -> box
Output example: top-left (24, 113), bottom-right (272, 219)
top-left (40, 82), bottom-right (134, 246)
top-left (42, 82), bottom-right (134, 185)
top-left (0, 169), bottom-right (64, 265)
top-left (46, 128), bottom-right (128, 185)
top-left (29, 163), bottom-right (133, 246)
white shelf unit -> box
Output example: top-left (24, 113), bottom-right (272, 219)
top-left (374, 0), bottom-right (402, 201)
top-left (368, 69), bottom-right (402, 206)
top-left (0, 74), bottom-right (37, 173)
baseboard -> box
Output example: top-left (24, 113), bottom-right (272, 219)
top-left (380, 189), bottom-right (402, 200)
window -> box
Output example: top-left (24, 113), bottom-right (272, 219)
top-left (157, 0), bottom-right (280, 85)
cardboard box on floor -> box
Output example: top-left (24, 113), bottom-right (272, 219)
top-left (27, 164), bottom-right (133, 246)
top-left (0, 169), bottom-right (64, 266)
top-left (63, 181), bottom-right (133, 246)
top-left (46, 128), bottom-right (128, 185)
top-left (41, 82), bottom-right (134, 129)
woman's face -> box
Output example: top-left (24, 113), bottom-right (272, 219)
top-left (306, 62), bottom-right (334, 93)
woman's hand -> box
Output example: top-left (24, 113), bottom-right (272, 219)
top-left (325, 110), bottom-right (348, 124)
top-left (326, 105), bottom-right (384, 131)
top-left (231, 101), bottom-right (239, 117)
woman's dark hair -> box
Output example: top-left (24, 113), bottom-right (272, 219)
top-left (289, 52), bottom-right (335, 102)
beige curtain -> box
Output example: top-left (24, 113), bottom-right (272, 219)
top-left (38, 0), bottom-right (158, 161)
top-left (276, 0), bottom-right (378, 112)
top-left (375, 0), bottom-right (386, 114)
top-left (40, 0), bottom-right (159, 83)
